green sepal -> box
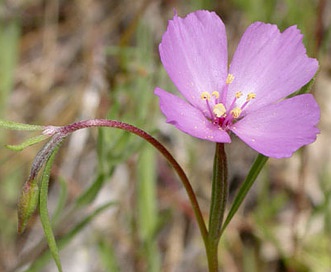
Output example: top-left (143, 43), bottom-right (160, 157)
top-left (6, 134), bottom-right (49, 151)
top-left (0, 119), bottom-right (44, 131)
top-left (17, 180), bottom-right (39, 234)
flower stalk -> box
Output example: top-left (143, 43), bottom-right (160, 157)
top-left (47, 119), bottom-right (208, 242)
top-left (205, 143), bottom-right (228, 271)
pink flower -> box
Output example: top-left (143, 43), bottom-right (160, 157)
top-left (155, 10), bottom-right (320, 158)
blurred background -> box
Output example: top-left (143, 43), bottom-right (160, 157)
top-left (0, 0), bottom-right (330, 271)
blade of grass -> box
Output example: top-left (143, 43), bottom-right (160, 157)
top-left (97, 239), bottom-right (120, 272)
top-left (137, 144), bottom-right (160, 271)
top-left (0, 21), bottom-right (20, 116)
top-left (137, 144), bottom-right (157, 240)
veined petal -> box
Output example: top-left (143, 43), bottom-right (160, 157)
top-left (228, 22), bottom-right (318, 112)
top-left (155, 88), bottom-right (231, 143)
top-left (230, 94), bottom-right (320, 158)
top-left (159, 10), bottom-right (228, 112)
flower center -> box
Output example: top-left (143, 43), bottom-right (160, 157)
top-left (200, 74), bottom-right (256, 129)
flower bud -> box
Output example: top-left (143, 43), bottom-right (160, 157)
top-left (17, 181), bottom-right (39, 234)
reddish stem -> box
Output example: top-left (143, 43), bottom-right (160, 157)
top-left (57, 119), bottom-right (208, 242)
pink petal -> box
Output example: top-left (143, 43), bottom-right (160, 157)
top-left (159, 10), bottom-right (228, 113)
top-left (227, 22), bottom-right (318, 113)
top-left (230, 94), bottom-right (320, 158)
top-left (155, 88), bottom-right (231, 143)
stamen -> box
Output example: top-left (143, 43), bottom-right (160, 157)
top-left (228, 91), bottom-right (243, 112)
top-left (241, 92), bottom-right (257, 111)
top-left (235, 91), bottom-right (243, 98)
top-left (212, 91), bottom-right (220, 99)
top-left (246, 92), bottom-right (256, 101)
top-left (226, 74), bottom-right (235, 84)
top-left (221, 74), bottom-right (235, 102)
top-left (213, 103), bottom-right (226, 118)
top-left (230, 107), bottom-right (242, 118)
top-left (201, 92), bottom-right (211, 101)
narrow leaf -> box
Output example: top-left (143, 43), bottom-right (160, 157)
top-left (27, 202), bottom-right (115, 271)
top-left (75, 173), bottom-right (105, 207)
top-left (97, 239), bottom-right (120, 272)
top-left (39, 146), bottom-right (63, 272)
top-left (0, 119), bottom-right (44, 131)
top-left (137, 145), bottom-right (158, 239)
top-left (0, 21), bottom-right (20, 114)
top-left (6, 134), bottom-right (49, 151)
top-left (221, 154), bottom-right (268, 234)
top-left (51, 177), bottom-right (68, 224)
top-left (137, 145), bottom-right (161, 271)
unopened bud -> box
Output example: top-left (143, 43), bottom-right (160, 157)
top-left (17, 181), bottom-right (39, 234)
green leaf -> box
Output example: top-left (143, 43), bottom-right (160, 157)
top-left (39, 146), bottom-right (63, 272)
top-left (97, 239), bottom-right (120, 272)
top-left (0, 21), bottom-right (20, 115)
top-left (6, 134), bottom-right (49, 151)
top-left (26, 202), bottom-right (115, 271)
top-left (137, 144), bottom-right (161, 272)
top-left (137, 144), bottom-right (158, 240)
top-left (221, 154), bottom-right (268, 234)
top-left (62, 201), bottom-right (116, 244)
top-left (51, 177), bottom-right (68, 224)
top-left (0, 119), bottom-right (44, 131)
top-left (75, 173), bottom-right (106, 207)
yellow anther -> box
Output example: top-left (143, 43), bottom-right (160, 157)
top-left (226, 74), bottom-right (235, 84)
top-left (201, 92), bottom-right (211, 101)
top-left (212, 91), bottom-right (220, 99)
top-left (235, 91), bottom-right (243, 99)
top-left (213, 103), bottom-right (226, 118)
top-left (230, 107), bottom-right (242, 118)
top-left (246, 92), bottom-right (256, 101)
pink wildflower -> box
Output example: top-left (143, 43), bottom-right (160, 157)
top-left (155, 10), bottom-right (320, 158)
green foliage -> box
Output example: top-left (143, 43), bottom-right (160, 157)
top-left (0, 120), bottom-right (44, 131)
top-left (231, 0), bottom-right (278, 22)
top-left (39, 147), bottom-right (63, 272)
top-left (222, 154), bottom-right (268, 234)
top-left (97, 239), bottom-right (120, 272)
top-left (26, 201), bottom-right (116, 271)
top-left (137, 144), bottom-right (161, 271)
top-left (97, 21), bottom-right (163, 271)
top-left (0, 20), bottom-right (20, 115)
top-left (231, 0), bottom-right (317, 52)
top-left (51, 177), bottom-right (68, 224)
top-left (5, 134), bottom-right (49, 151)
top-left (75, 173), bottom-right (107, 207)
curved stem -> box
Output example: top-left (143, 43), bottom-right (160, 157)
top-left (56, 119), bottom-right (208, 243)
